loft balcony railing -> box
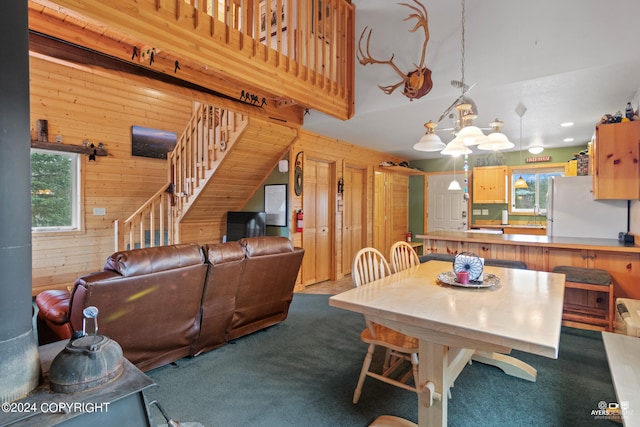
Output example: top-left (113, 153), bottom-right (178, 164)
top-left (32, 0), bottom-right (355, 119)
top-left (182, 0), bottom-right (353, 100)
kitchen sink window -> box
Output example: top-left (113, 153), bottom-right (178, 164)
top-left (511, 166), bottom-right (564, 213)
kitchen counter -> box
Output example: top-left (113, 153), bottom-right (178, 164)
top-left (471, 224), bottom-right (547, 236)
top-left (416, 231), bottom-right (640, 300)
top-left (417, 231), bottom-right (639, 253)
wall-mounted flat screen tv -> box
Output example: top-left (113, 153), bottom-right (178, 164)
top-left (226, 211), bottom-right (266, 241)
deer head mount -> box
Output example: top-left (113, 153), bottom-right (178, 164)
top-left (357, 0), bottom-right (432, 101)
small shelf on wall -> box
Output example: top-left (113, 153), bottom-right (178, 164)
top-left (378, 165), bottom-right (425, 176)
top-left (31, 140), bottom-right (108, 157)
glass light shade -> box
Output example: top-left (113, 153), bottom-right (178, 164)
top-left (514, 176), bottom-right (529, 189)
top-left (440, 139), bottom-right (472, 156)
top-left (413, 133), bottom-right (446, 152)
top-left (448, 179), bottom-right (462, 191)
top-left (452, 125), bottom-right (488, 146)
top-left (528, 146), bottom-right (544, 154)
top-left (477, 132), bottom-right (515, 151)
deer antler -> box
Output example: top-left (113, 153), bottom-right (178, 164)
top-left (357, 0), bottom-right (432, 101)
top-left (357, 28), bottom-right (410, 95)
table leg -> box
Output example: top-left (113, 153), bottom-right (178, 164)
top-left (417, 339), bottom-right (449, 427)
top-left (471, 351), bottom-right (537, 382)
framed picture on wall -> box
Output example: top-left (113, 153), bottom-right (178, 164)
top-left (131, 126), bottom-right (177, 159)
top-left (260, 0), bottom-right (287, 41)
top-left (264, 184), bottom-right (287, 226)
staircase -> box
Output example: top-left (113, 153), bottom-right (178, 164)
top-left (115, 102), bottom-right (297, 251)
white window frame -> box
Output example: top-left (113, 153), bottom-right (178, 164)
top-left (510, 165), bottom-right (565, 215)
top-left (31, 148), bottom-right (82, 233)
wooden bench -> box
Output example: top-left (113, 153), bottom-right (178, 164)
top-left (552, 266), bottom-right (614, 332)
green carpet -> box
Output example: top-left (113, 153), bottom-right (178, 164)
top-left (144, 294), bottom-right (618, 426)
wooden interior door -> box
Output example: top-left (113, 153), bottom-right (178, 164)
top-left (427, 174), bottom-right (467, 231)
top-left (373, 171), bottom-right (390, 254)
top-left (373, 171), bottom-right (408, 256)
top-left (342, 165), bottom-right (365, 274)
top-left (302, 159), bottom-right (332, 285)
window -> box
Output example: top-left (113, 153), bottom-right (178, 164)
top-left (511, 166), bottom-right (564, 214)
top-left (31, 149), bottom-right (81, 231)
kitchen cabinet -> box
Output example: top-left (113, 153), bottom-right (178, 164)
top-left (593, 121), bottom-right (640, 200)
top-left (472, 166), bottom-right (508, 203)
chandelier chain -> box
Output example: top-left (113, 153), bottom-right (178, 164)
top-left (460, 0), bottom-right (465, 93)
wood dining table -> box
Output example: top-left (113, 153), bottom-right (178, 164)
top-left (329, 260), bottom-right (566, 427)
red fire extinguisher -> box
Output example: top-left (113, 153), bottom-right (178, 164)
top-left (296, 210), bottom-right (304, 232)
top-left (406, 231), bottom-right (412, 242)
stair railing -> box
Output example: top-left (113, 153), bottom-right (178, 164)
top-left (170, 104), bottom-right (247, 218)
top-left (114, 183), bottom-right (174, 251)
top-left (115, 103), bottom-right (247, 251)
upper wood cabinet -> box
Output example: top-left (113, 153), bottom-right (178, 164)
top-left (472, 166), bottom-right (508, 203)
top-left (593, 121), bottom-right (640, 200)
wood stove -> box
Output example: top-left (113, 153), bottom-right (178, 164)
top-left (2, 340), bottom-right (155, 426)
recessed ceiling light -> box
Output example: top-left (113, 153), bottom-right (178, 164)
top-left (563, 137), bottom-right (574, 142)
top-left (560, 122), bottom-right (574, 127)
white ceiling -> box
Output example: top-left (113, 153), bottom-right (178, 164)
top-left (302, 0), bottom-right (640, 160)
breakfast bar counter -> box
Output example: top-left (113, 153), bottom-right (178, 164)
top-left (416, 231), bottom-right (640, 300)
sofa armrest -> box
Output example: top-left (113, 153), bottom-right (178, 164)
top-left (36, 289), bottom-right (71, 324)
top-left (35, 289), bottom-right (74, 345)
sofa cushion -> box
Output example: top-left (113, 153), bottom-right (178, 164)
top-left (104, 243), bottom-right (204, 277)
top-left (551, 265), bottom-right (611, 285)
top-left (205, 241), bottom-right (245, 265)
top-left (229, 237), bottom-right (304, 341)
top-left (239, 236), bottom-right (293, 257)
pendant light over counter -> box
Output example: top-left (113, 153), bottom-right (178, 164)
top-left (448, 156), bottom-right (462, 191)
top-left (514, 103), bottom-right (529, 190)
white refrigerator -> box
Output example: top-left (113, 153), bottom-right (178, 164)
top-left (546, 176), bottom-right (628, 239)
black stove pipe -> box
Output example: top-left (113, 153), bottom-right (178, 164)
top-left (0, 1), bottom-right (41, 403)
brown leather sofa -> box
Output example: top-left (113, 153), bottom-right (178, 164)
top-left (36, 236), bottom-right (304, 372)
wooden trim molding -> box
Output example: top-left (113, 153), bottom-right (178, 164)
top-left (31, 140), bottom-right (108, 157)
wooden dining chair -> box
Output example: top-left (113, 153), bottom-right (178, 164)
top-left (351, 247), bottom-right (419, 404)
top-left (389, 241), bottom-right (421, 274)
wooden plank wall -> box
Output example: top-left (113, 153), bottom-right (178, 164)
top-left (29, 57), bottom-right (407, 294)
top-left (289, 130), bottom-right (405, 284)
top-left (30, 55), bottom-right (193, 294)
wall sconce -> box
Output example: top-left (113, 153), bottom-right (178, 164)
top-left (337, 177), bottom-right (344, 194)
